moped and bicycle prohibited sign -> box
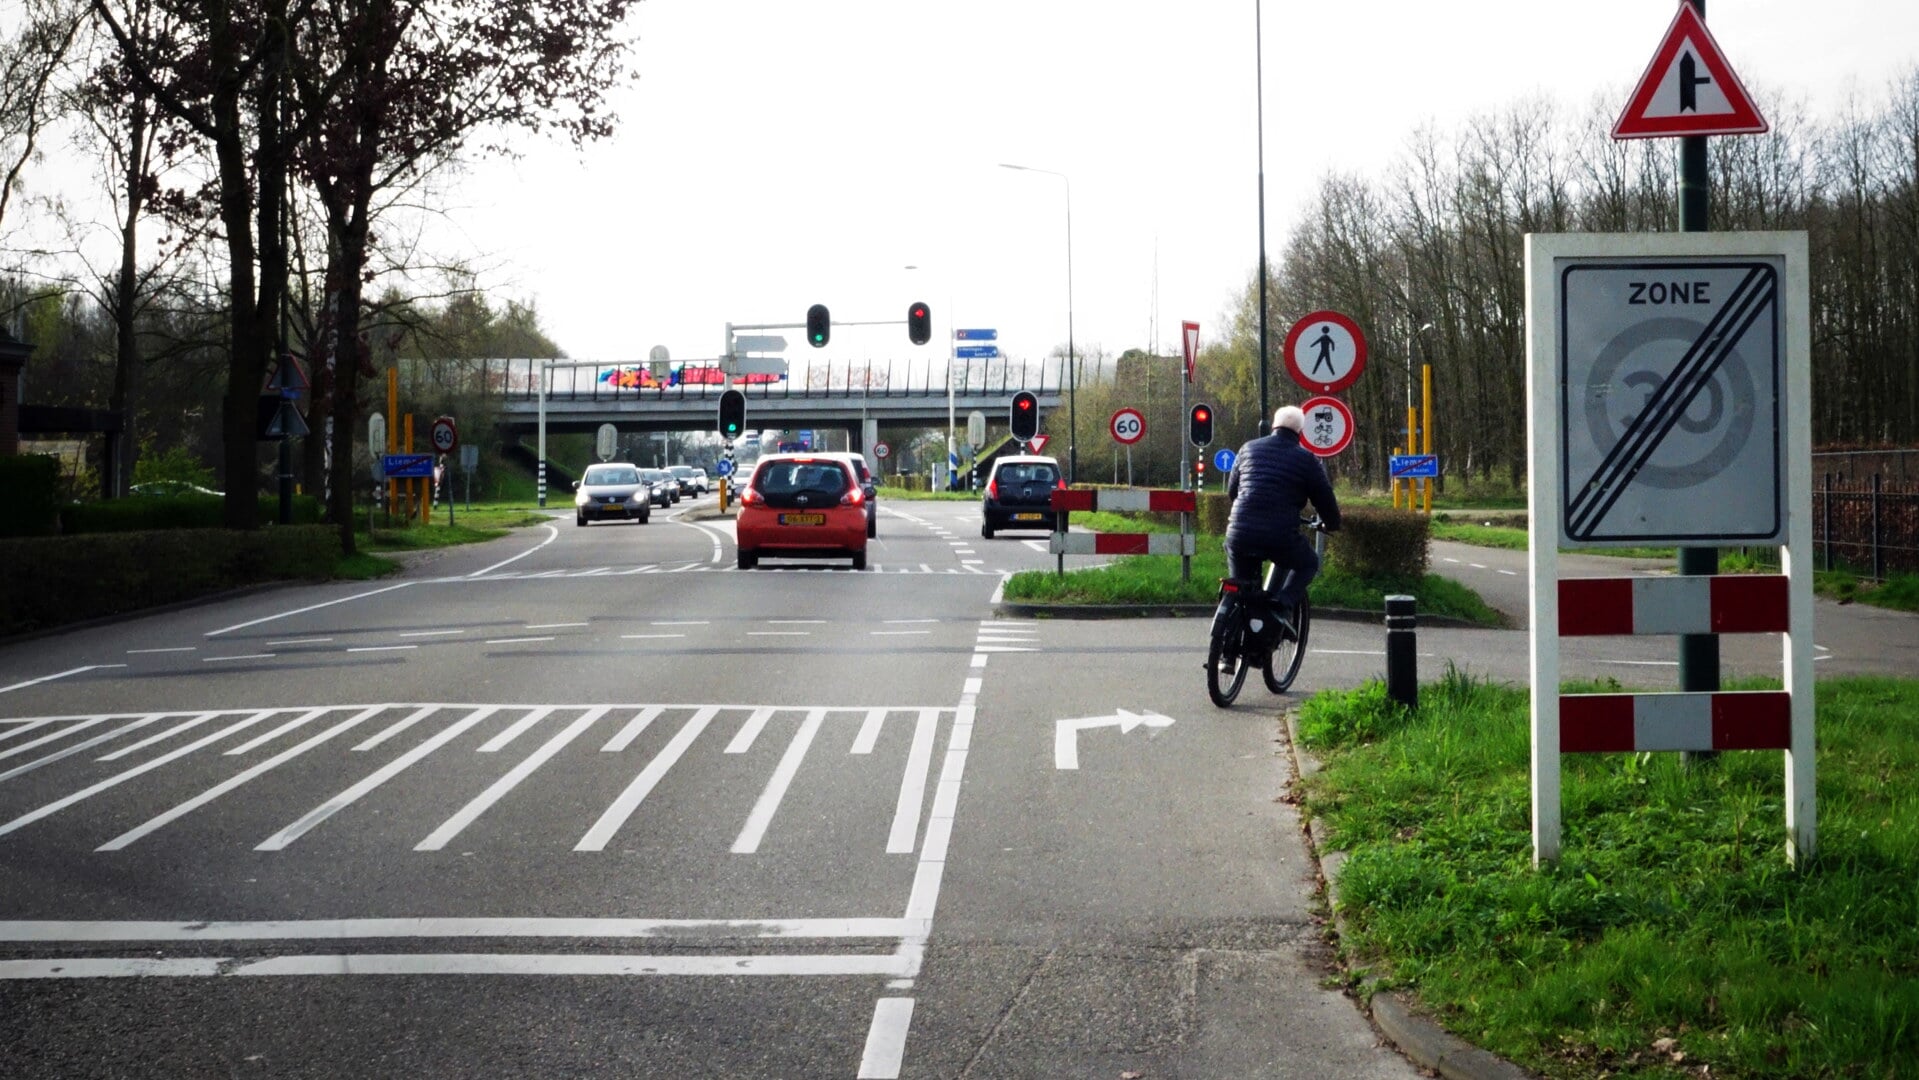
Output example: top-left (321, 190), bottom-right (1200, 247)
top-left (1553, 250), bottom-right (1786, 546)
top-left (874, 441), bottom-right (891, 460)
top-left (430, 415), bottom-right (458, 454)
top-left (1109, 407), bottom-right (1145, 446)
top-left (1283, 311), bottom-right (1368, 394)
top-left (1298, 395), bottom-right (1355, 457)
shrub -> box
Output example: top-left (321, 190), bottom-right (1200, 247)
top-left (1198, 491), bottom-right (1230, 535)
top-left (131, 442), bottom-right (217, 489)
top-left (1330, 506), bottom-right (1430, 580)
top-left (0, 453), bottom-right (60, 537)
top-left (60, 493), bottom-right (323, 533)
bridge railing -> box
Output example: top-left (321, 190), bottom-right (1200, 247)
top-left (469, 357), bottom-right (1061, 404)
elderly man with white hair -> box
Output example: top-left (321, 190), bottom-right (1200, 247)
top-left (1221, 405), bottom-right (1343, 661)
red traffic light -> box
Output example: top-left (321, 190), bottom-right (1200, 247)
top-left (1194, 407), bottom-right (1210, 422)
top-left (1016, 398), bottom-right (1032, 411)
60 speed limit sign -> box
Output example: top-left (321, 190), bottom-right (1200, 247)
top-left (1109, 407), bottom-right (1146, 445)
top-left (430, 416), bottom-right (458, 454)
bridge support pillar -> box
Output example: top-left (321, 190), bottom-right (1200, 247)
top-left (858, 418), bottom-right (878, 467)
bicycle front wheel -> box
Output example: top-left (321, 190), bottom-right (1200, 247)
top-left (1207, 625), bottom-right (1249, 707)
top-left (1263, 598), bottom-right (1311, 693)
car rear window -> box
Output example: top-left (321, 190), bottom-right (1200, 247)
top-left (670, 466), bottom-right (695, 477)
top-left (585, 467), bottom-right (640, 485)
top-left (755, 461), bottom-right (849, 496)
top-left (996, 463), bottom-right (1058, 485)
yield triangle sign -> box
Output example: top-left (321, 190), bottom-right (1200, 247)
top-left (1181, 321), bottom-right (1199, 384)
top-left (1613, 1), bottom-right (1766, 139)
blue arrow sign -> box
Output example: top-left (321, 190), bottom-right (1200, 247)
top-left (382, 453), bottom-right (435, 479)
top-left (1213, 448), bottom-right (1237, 473)
top-left (714, 459), bottom-right (736, 478)
top-left (1389, 454), bottom-right (1440, 479)
top-left (956, 345), bottom-right (999, 359)
top-left (954, 328), bottom-right (997, 341)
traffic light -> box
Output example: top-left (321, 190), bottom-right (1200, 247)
top-left (1010, 391), bottom-right (1039, 442)
top-left (907, 301), bottom-right (932, 346)
top-left (718, 389), bottom-right (746, 439)
top-left (1189, 402), bottom-right (1214, 448)
top-left (806, 304), bottom-right (830, 347)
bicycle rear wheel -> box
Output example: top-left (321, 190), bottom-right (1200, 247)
top-left (1262, 598), bottom-right (1311, 693)
top-left (1207, 624), bottom-right (1249, 707)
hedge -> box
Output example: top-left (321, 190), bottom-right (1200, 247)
top-left (0, 525), bottom-right (340, 637)
top-left (61, 493), bottom-right (323, 534)
top-left (1328, 506), bottom-right (1430, 580)
top-left (0, 454), bottom-right (60, 538)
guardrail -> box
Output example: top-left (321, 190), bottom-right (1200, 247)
top-left (462, 357), bottom-right (1062, 403)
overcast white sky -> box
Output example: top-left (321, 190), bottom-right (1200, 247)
top-left (298, 2), bottom-right (1919, 368)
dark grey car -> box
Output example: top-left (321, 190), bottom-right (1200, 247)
top-left (574, 463), bottom-right (651, 526)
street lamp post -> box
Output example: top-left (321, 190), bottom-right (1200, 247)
top-left (999, 162), bottom-right (1076, 483)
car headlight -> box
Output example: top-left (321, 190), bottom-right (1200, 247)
top-left (575, 492), bottom-right (589, 506)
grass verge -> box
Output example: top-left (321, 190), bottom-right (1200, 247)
top-left (356, 508), bottom-right (550, 553)
top-left (1297, 672), bottom-right (1919, 1080)
top-left (879, 488), bottom-right (981, 501)
top-left (1430, 519), bottom-right (1680, 559)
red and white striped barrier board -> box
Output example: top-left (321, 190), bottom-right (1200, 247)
top-left (1559, 575), bottom-right (1788, 636)
top-left (1050, 488), bottom-right (1197, 514)
top-left (1560, 691), bottom-right (1791, 753)
top-left (1047, 532), bottom-right (1197, 556)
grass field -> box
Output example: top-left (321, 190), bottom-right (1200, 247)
top-left (1297, 673), bottom-right (1919, 1079)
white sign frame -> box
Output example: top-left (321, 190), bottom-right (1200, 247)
top-left (1526, 231), bottom-right (1814, 867)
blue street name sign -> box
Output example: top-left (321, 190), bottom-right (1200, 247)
top-left (382, 453), bottom-right (435, 478)
top-left (1213, 448), bottom-right (1237, 473)
top-left (956, 345), bottom-right (1000, 359)
top-left (954, 329), bottom-right (998, 341)
top-left (1389, 454), bottom-right (1440, 479)
top-left (714, 459), bottom-right (736, 478)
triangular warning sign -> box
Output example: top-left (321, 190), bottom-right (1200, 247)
top-left (1613, 1), bottom-right (1767, 139)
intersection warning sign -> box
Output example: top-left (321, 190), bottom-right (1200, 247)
top-left (1614, 1), bottom-right (1767, 139)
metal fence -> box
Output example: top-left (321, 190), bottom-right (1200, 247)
top-left (457, 357), bottom-right (1062, 403)
top-left (1814, 473), bottom-right (1919, 580)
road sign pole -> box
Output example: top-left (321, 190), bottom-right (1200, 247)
top-left (1678, 2), bottom-right (1721, 748)
top-left (1423, 362), bottom-right (1434, 512)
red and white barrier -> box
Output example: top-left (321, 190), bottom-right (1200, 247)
top-left (1560, 691), bottom-right (1790, 753)
top-left (1050, 488), bottom-right (1196, 514)
top-left (1558, 575), bottom-right (1789, 636)
top-left (1048, 531), bottom-right (1196, 556)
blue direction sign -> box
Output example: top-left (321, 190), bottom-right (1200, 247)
top-left (954, 329), bottom-right (997, 341)
top-left (956, 345), bottom-right (1000, 359)
top-left (714, 459), bottom-right (736, 478)
top-left (1213, 448), bottom-right (1237, 473)
top-left (382, 453), bottom-right (434, 479)
top-left (1390, 454), bottom-right (1440, 479)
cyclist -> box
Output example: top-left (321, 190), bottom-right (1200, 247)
top-left (1223, 405), bottom-right (1342, 658)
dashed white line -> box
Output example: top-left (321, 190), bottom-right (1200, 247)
top-left (203, 654), bottom-right (275, 663)
top-left (206, 583), bottom-right (413, 638)
top-left (0, 665), bottom-right (127, 695)
top-left (872, 631), bottom-right (931, 636)
top-left (748, 632), bottom-right (810, 637)
top-left (265, 638), bottom-right (332, 647)
top-left (399, 630), bottom-right (465, 638)
top-left (485, 636), bottom-right (555, 645)
top-left (127, 647), bottom-right (195, 655)
top-left (525, 622), bottom-right (588, 630)
top-left (652, 621), bottom-right (708, 626)
top-left (621, 634), bottom-right (685, 640)
top-left (347, 645), bottom-right (417, 654)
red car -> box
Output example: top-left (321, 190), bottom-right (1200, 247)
top-left (736, 454), bottom-right (869, 570)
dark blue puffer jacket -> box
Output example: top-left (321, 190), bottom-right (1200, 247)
top-left (1224, 428), bottom-right (1341, 550)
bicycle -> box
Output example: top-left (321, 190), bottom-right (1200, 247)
top-left (1206, 517), bottom-right (1327, 707)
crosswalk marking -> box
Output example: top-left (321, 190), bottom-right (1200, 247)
top-left (477, 706), bottom-right (554, 753)
top-left (886, 710), bottom-right (940, 854)
top-left (850, 708), bottom-right (889, 755)
top-left (0, 716), bottom-right (162, 784)
top-left (732, 709), bottom-right (826, 854)
top-left (416, 707), bottom-right (608, 852)
top-left (577, 706), bottom-right (719, 851)
top-left (0, 717), bottom-right (110, 760)
top-left (225, 707), bottom-right (330, 756)
top-left (355, 704), bottom-right (439, 751)
top-left (725, 707), bottom-right (777, 754)
top-left (600, 706), bottom-right (662, 752)
top-left (98, 712), bottom-right (227, 762)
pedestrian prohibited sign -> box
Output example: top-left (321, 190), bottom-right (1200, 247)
top-left (1529, 233), bottom-right (1806, 548)
top-left (1283, 310), bottom-right (1368, 394)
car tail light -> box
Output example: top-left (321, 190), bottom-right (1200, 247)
top-left (1056, 478), bottom-right (1067, 490)
top-left (985, 479), bottom-right (998, 500)
top-left (840, 487), bottom-right (864, 506)
top-left (739, 487), bottom-right (761, 506)
top-left (1219, 579), bottom-right (1241, 594)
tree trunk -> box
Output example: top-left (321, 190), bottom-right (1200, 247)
top-left (107, 94), bottom-right (147, 500)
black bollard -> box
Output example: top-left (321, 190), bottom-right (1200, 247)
top-left (1385, 594), bottom-right (1418, 710)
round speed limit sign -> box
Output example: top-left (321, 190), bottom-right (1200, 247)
top-left (430, 416), bottom-right (458, 454)
top-left (1109, 407), bottom-right (1146, 446)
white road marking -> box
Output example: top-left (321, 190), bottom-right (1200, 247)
top-left (203, 654), bottom-right (274, 662)
top-left (257, 706), bottom-right (501, 850)
top-left (724, 707), bottom-right (778, 754)
top-left (417, 707), bottom-right (608, 851)
top-left (576, 567), bottom-right (612, 577)
top-left (469, 523), bottom-right (559, 577)
top-left (600, 706), bottom-right (663, 753)
top-left (0, 665), bottom-right (125, 695)
top-left (206, 583), bottom-right (413, 638)
top-left (347, 645), bottom-right (416, 654)
top-left (732, 709), bottom-right (825, 853)
top-left (850, 708), bottom-right (889, 755)
top-left (1600, 659), bottom-right (1681, 667)
top-left (621, 633), bottom-right (685, 640)
top-left (0, 952), bottom-right (916, 979)
top-left (857, 998), bottom-right (915, 1080)
top-left (0, 718), bottom-right (110, 759)
top-left (920, 564), bottom-right (934, 573)
top-left (477, 707), bottom-right (554, 753)
top-left (127, 647), bottom-right (195, 655)
top-left (653, 621), bottom-right (708, 626)
top-left (674, 518), bottom-right (730, 564)
top-left (1443, 557), bottom-right (1460, 564)
top-left (0, 712), bottom-right (273, 839)
top-left (872, 630), bottom-right (931, 636)
top-left (963, 678), bottom-right (981, 696)
top-left (525, 622), bottom-right (588, 630)
top-left (399, 630), bottom-right (464, 638)
top-left (354, 704), bottom-right (439, 751)
top-left (973, 646), bottom-right (1038, 653)
top-left (768, 620), bottom-right (826, 625)
top-left (1498, 569), bottom-right (1518, 576)
top-left (1470, 563), bottom-right (1487, 570)
top-left (885, 619), bottom-right (937, 625)
top-left (97, 706), bottom-right (388, 851)
top-left (97, 712), bottom-right (228, 762)
top-left (225, 708), bottom-right (330, 755)
top-left (577, 707), bottom-right (720, 851)
top-left (0, 717), bottom-right (163, 782)
top-left (485, 636), bottom-right (555, 645)
top-left (265, 638), bottom-right (332, 647)
top-left (886, 710), bottom-right (939, 854)
top-left (0, 917), bottom-right (916, 942)
top-left (748, 631), bottom-right (809, 637)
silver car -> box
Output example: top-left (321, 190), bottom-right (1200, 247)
top-left (573, 463), bottom-right (652, 526)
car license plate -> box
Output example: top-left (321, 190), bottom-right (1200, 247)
top-left (778, 513), bottom-right (826, 526)
top-left (1013, 513), bottom-right (1044, 521)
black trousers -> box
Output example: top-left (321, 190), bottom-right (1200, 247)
top-left (1226, 533), bottom-right (1319, 612)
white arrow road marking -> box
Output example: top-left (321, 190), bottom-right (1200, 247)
top-left (1054, 708), bottom-right (1175, 770)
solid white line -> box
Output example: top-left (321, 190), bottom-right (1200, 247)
top-left (748, 631), bottom-right (809, 637)
top-left (264, 638), bottom-right (332, 647)
top-left (962, 678), bottom-right (982, 696)
top-left (872, 630), bottom-right (931, 636)
top-left (621, 634), bottom-right (684, 640)
top-left (203, 654), bottom-right (274, 662)
top-left (886, 709), bottom-right (940, 854)
top-left (206, 582), bottom-right (413, 638)
top-left (577, 707), bottom-right (719, 850)
top-left (417, 707), bottom-right (606, 851)
top-left (973, 646), bottom-right (1037, 653)
top-left (0, 666), bottom-right (122, 695)
top-left (0, 917), bottom-right (918, 942)
top-left (469, 523), bottom-right (559, 578)
top-left (477, 707), bottom-right (553, 753)
top-left (990, 575), bottom-right (1011, 604)
top-left (857, 998), bottom-right (915, 1079)
top-left (731, 709), bottom-right (824, 853)
top-left (851, 708), bottom-right (888, 755)
top-left (724, 707), bottom-right (777, 754)
top-left (225, 708), bottom-right (329, 755)
top-left (257, 706), bottom-right (500, 850)
top-left (0, 712), bottom-right (273, 839)
top-left (525, 622), bottom-right (588, 630)
top-left (576, 568), bottom-right (612, 577)
top-left (600, 706), bottom-right (663, 753)
top-left (769, 620), bottom-right (826, 625)
top-left (528, 570), bottom-right (568, 579)
top-left (354, 704), bottom-right (439, 751)
top-left (652, 621), bottom-right (708, 626)
top-left (97, 707), bottom-right (388, 850)
top-left (399, 630), bottom-right (464, 638)
top-left (0, 717), bottom-right (163, 782)
top-left (0, 952), bottom-right (916, 980)
top-left (885, 619), bottom-right (937, 625)
top-left (619, 565), bottom-right (655, 575)
top-left (347, 645), bottom-right (416, 654)
top-left (485, 636), bottom-right (554, 645)
top-left (97, 712), bottom-right (227, 762)
top-left (126, 647), bottom-right (195, 655)
top-left (673, 518), bottom-right (728, 564)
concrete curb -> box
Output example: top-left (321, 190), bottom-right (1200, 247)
top-left (1283, 709), bottom-right (1538, 1080)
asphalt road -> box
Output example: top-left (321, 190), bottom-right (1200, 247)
top-left (1, 499), bottom-right (1910, 1078)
